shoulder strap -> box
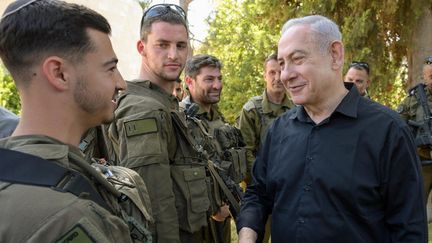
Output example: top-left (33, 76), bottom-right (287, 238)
top-left (0, 148), bottom-right (110, 211)
top-left (250, 96), bottom-right (263, 118)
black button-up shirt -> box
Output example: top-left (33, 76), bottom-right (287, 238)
top-left (237, 85), bottom-right (427, 242)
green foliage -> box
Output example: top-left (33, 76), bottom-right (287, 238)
top-left (0, 65), bottom-right (20, 114)
top-left (200, 0), bottom-right (430, 122)
top-left (137, 0), bottom-right (151, 10)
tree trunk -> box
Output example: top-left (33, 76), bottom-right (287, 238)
top-left (408, 6), bottom-right (432, 88)
top-left (178, 0), bottom-right (194, 56)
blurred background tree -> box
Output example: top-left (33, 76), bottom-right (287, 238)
top-left (1, 0), bottom-right (431, 122)
top-left (199, 0), bottom-right (432, 123)
top-left (0, 65), bottom-right (20, 114)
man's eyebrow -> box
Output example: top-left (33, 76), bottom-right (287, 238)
top-left (102, 58), bottom-right (118, 67)
top-left (278, 49), bottom-right (307, 61)
top-left (204, 75), bottom-right (222, 79)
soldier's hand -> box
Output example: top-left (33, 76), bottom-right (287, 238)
top-left (211, 204), bottom-right (230, 221)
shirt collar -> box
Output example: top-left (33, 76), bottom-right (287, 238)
top-left (289, 82), bottom-right (359, 122)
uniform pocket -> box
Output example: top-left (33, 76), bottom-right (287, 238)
top-left (171, 165), bottom-right (209, 233)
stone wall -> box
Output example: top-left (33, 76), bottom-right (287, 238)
top-left (0, 0), bottom-right (142, 80)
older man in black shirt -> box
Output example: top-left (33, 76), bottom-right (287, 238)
top-left (237, 15), bottom-right (427, 243)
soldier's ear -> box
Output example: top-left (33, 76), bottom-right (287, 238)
top-left (185, 76), bottom-right (194, 90)
top-left (42, 56), bottom-right (69, 91)
top-left (137, 40), bottom-right (146, 56)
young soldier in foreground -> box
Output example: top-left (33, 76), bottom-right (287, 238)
top-left (0, 0), bottom-right (132, 242)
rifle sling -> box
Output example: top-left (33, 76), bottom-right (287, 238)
top-left (0, 148), bottom-right (110, 211)
top-left (207, 160), bottom-right (241, 216)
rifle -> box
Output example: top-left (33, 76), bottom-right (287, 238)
top-left (407, 83), bottom-right (432, 165)
top-left (184, 103), bottom-right (244, 219)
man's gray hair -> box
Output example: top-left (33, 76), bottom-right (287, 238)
top-left (281, 15), bottom-right (341, 54)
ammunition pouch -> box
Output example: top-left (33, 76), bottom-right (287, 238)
top-left (213, 124), bottom-right (247, 183)
top-left (223, 147), bottom-right (247, 183)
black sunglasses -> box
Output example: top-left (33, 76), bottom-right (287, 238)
top-left (424, 56), bottom-right (432, 65)
top-left (349, 61), bottom-right (370, 74)
top-left (140, 4), bottom-right (187, 29)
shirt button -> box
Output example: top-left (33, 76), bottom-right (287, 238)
top-left (303, 185), bottom-right (311, 191)
top-left (298, 218), bottom-right (305, 224)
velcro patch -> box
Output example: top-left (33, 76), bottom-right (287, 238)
top-left (56, 224), bottom-right (95, 243)
top-left (124, 118), bottom-right (158, 137)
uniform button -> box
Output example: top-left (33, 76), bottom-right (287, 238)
top-left (193, 171), bottom-right (198, 176)
top-left (298, 218), bottom-right (305, 224)
top-left (303, 185), bottom-right (311, 191)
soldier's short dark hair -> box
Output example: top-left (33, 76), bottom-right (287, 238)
top-left (140, 4), bottom-right (188, 42)
top-left (348, 61), bottom-right (370, 75)
top-left (0, 0), bottom-right (111, 85)
top-left (264, 53), bottom-right (278, 71)
top-left (185, 54), bottom-right (222, 79)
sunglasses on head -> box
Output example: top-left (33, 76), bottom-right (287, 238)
top-left (140, 4), bottom-right (187, 29)
top-left (349, 61), bottom-right (369, 73)
top-left (424, 56), bottom-right (432, 65)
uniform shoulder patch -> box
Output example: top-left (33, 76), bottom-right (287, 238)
top-left (124, 118), bottom-right (158, 137)
top-left (56, 224), bottom-right (95, 243)
top-left (243, 100), bottom-right (255, 112)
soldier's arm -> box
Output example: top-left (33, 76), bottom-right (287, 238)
top-left (112, 109), bottom-right (180, 243)
top-left (238, 105), bottom-right (259, 184)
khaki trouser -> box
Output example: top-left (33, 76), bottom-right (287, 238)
top-left (262, 216), bottom-right (271, 243)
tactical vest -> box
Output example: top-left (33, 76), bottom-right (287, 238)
top-left (169, 109), bottom-right (212, 233)
top-left (204, 117), bottom-right (247, 184)
top-left (249, 95), bottom-right (291, 142)
top-left (181, 101), bottom-right (245, 218)
top-left (1, 147), bottom-right (153, 243)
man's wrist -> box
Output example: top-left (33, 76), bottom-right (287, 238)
top-left (238, 227), bottom-right (258, 243)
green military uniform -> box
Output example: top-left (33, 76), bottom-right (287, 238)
top-left (397, 86), bottom-right (432, 201)
top-left (181, 96), bottom-right (241, 243)
top-left (105, 80), bottom-right (209, 243)
top-left (238, 91), bottom-right (295, 183)
top-left (0, 135), bottom-right (132, 243)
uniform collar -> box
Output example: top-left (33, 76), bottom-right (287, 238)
top-left (262, 90), bottom-right (293, 114)
top-left (129, 79), bottom-right (179, 109)
top-left (182, 95), bottom-right (221, 121)
top-left (289, 82), bottom-right (359, 122)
